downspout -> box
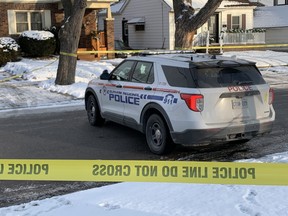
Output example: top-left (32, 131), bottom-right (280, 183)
top-left (161, 2), bottom-right (166, 49)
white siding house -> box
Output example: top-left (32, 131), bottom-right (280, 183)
top-left (193, 0), bottom-right (258, 45)
top-left (99, 0), bottom-right (261, 50)
top-left (98, 0), bottom-right (175, 50)
top-left (254, 5), bottom-right (288, 44)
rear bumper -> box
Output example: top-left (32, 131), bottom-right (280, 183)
top-left (170, 121), bottom-right (274, 145)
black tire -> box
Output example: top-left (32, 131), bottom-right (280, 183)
top-left (86, 95), bottom-right (105, 126)
top-left (145, 114), bottom-right (174, 155)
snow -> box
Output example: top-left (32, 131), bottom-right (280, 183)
top-left (250, 0), bottom-right (274, 6)
top-left (254, 5), bottom-right (288, 28)
top-left (20, 31), bottom-right (54, 40)
top-left (0, 37), bottom-right (19, 52)
top-left (0, 50), bottom-right (288, 215)
top-left (192, 0), bottom-right (257, 9)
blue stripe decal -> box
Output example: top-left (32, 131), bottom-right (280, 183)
top-left (147, 95), bottom-right (164, 101)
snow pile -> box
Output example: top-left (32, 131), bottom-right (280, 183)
top-left (2, 50), bottom-right (288, 100)
top-left (0, 37), bottom-right (19, 52)
top-left (3, 58), bottom-right (118, 98)
top-left (20, 30), bottom-right (54, 40)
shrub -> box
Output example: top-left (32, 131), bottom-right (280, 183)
top-left (0, 37), bottom-right (20, 66)
top-left (19, 30), bottom-right (56, 57)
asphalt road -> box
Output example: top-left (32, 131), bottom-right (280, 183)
top-left (0, 88), bottom-right (287, 207)
top-left (0, 88), bottom-right (287, 161)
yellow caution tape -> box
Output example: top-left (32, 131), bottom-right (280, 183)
top-left (192, 43), bottom-right (288, 50)
top-left (76, 44), bottom-right (288, 54)
top-left (60, 51), bottom-right (78, 58)
top-left (0, 159), bottom-right (287, 186)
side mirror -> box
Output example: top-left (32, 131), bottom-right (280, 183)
top-left (100, 70), bottom-right (110, 80)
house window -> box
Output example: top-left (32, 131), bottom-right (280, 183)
top-left (135, 25), bottom-right (145, 31)
top-left (232, 16), bottom-right (240, 29)
top-left (16, 12), bottom-right (43, 33)
top-left (276, 0), bottom-right (286, 5)
top-left (8, 10), bottom-right (51, 35)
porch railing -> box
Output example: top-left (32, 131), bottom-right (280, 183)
top-left (193, 31), bottom-right (266, 47)
top-left (222, 32), bottom-right (265, 45)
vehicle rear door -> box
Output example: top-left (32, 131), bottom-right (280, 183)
top-left (193, 65), bottom-right (272, 125)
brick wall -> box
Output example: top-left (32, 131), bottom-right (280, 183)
top-left (0, 3), bottom-right (61, 37)
top-left (79, 9), bottom-right (97, 49)
top-left (1, 3), bottom-right (115, 59)
top-left (104, 19), bottom-right (115, 59)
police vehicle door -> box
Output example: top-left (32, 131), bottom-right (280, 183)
top-left (122, 61), bottom-right (155, 128)
top-left (101, 60), bottom-right (135, 123)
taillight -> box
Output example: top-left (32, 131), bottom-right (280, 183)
top-left (180, 94), bottom-right (204, 112)
top-left (269, 88), bottom-right (274, 105)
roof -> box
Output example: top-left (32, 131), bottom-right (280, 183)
top-left (249, 0), bottom-right (273, 6)
top-left (254, 5), bottom-right (288, 28)
top-left (129, 52), bottom-right (254, 67)
top-left (108, 0), bottom-right (256, 14)
top-left (191, 0), bottom-right (259, 9)
top-left (108, 0), bottom-right (173, 14)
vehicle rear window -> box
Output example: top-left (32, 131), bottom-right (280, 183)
top-left (195, 66), bottom-right (266, 88)
top-left (162, 65), bottom-right (266, 88)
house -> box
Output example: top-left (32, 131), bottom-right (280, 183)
top-left (0, 0), bottom-right (118, 59)
top-left (98, 0), bottom-right (175, 50)
top-left (254, 4), bottom-right (288, 45)
top-left (193, 0), bottom-right (264, 46)
top-left (98, 0), bottom-right (263, 50)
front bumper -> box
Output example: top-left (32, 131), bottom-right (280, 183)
top-left (170, 121), bottom-right (274, 145)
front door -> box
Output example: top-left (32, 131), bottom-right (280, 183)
top-left (122, 19), bottom-right (129, 45)
top-left (208, 14), bottom-right (219, 44)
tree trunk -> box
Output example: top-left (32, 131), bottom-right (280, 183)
top-left (55, 0), bottom-right (87, 85)
top-left (173, 0), bottom-right (223, 49)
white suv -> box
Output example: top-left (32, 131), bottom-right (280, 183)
top-left (85, 53), bottom-right (275, 154)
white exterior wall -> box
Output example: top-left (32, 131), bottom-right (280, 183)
top-left (98, 0), bottom-right (174, 50)
top-left (195, 7), bottom-right (255, 41)
top-left (221, 8), bottom-right (254, 30)
top-left (266, 27), bottom-right (288, 44)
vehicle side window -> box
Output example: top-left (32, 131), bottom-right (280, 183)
top-left (162, 65), bottom-right (196, 88)
top-left (111, 61), bottom-right (134, 81)
top-left (132, 62), bottom-right (154, 84)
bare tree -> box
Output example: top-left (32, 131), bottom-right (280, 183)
top-left (173, 0), bottom-right (223, 49)
top-left (55, 0), bottom-right (87, 85)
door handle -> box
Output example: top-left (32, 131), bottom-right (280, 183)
top-left (116, 85), bottom-right (122, 88)
top-left (144, 86), bottom-right (152, 91)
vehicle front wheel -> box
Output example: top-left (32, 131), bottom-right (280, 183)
top-left (145, 114), bottom-right (174, 155)
top-left (87, 95), bottom-right (105, 126)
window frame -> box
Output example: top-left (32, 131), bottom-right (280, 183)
top-left (8, 10), bottom-right (51, 35)
top-left (131, 61), bottom-right (154, 84)
top-left (15, 11), bottom-right (44, 33)
top-left (231, 16), bottom-right (241, 29)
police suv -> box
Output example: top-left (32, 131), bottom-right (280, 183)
top-left (85, 53), bottom-right (275, 155)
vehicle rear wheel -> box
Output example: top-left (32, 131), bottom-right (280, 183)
top-left (87, 95), bottom-right (105, 126)
top-left (145, 114), bottom-right (174, 155)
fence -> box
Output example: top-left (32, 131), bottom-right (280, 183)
top-left (193, 31), bottom-right (266, 47)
